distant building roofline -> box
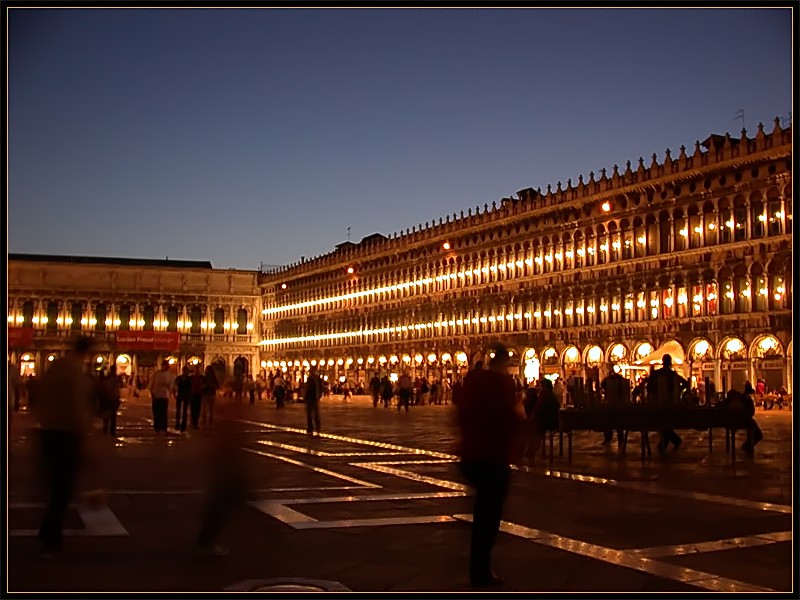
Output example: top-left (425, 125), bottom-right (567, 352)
top-left (8, 253), bottom-right (215, 269)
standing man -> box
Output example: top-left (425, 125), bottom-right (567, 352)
top-left (174, 365), bottom-right (193, 433)
top-left (456, 343), bottom-right (525, 588)
top-left (304, 365), bottom-right (324, 436)
top-left (369, 373), bottom-right (382, 408)
top-left (149, 360), bottom-right (175, 434)
top-left (600, 367), bottom-right (631, 446)
top-left (32, 336), bottom-right (96, 557)
top-left (647, 354), bottom-right (686, 452)
top-left (397, 370), bottom-right (413, 412)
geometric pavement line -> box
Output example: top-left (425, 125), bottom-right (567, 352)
top-left (241, 447), bottom-right (381, 488)
top-left (241, 419), bottom-right (791, 514)
top-left (452, 515), bottom-right (777, 593)
top-left (627, 530), bottom-right (793, 558)
top-left (9, 504), bottom-right (128, 537)
top-left (255, 439), bottom-right (412, 457)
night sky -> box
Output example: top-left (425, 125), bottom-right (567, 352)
top-left (8, 7), bottom-right (792, 270)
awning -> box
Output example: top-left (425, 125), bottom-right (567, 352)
top-left (634, 340), bottom-right (686, 366)
top-left (634, 340), bottom-right (688, 377)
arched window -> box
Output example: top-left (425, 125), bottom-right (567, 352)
top-left (750, 194), bottom-right (765, 238)
top-left (95, 303), bottom-right (107, 331)
top-left (118, 304), bottom-right (131, 330)
top-left (237, 308), bottom-right (248, 334)
top-left (22, 301), bottom-right (34, 328)
top-left (733, 196), bottom-right (748, 242)
top-left (719, 198), bottom-right (733, 244)
top-left (71, 302), bottom-right (83, 331)
top-left (190, 306), bottom-right (202, 334)
top-left (767, 189), bottom-right (783, 236)
top-left (673, 209), bottom-right (687, 251)
top-left (166, 306), bottom-right (178, 332)
top-left (46, 302), bottom-right (58, 331)
top-left (214, 307), bottom-right (225, 334)
top-left (142, 305), bottom-right (155, 331)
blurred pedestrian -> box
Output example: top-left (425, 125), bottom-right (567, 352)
top-left (456, 343), bottom-right (525, 588)
top-left (195, 397), bottom-right (251, 556)
top-left (201, 365), bottom-right (220, 433)
top-left (31, 336), bottom-right (96, 557)
top-left (304, 365), bottom-right (324, 436)
top-left (99, 365), bottom-right (122, 436)
top-left (174, 365), bottom-right (192, 432)
top-left (149, 360), bottom-right (175, 434)
top-left (189, 365), bottom-right (204, 430)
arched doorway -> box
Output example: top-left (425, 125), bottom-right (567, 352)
top-left (522, 348), bottom-right (540, 384)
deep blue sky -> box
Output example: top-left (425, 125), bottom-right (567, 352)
top-left (8, 7), bottom-right (793, 270)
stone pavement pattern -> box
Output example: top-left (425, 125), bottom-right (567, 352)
top-left (6, 394), bottom-right (795, 593)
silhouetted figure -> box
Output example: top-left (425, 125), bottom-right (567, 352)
top-left (601, 369), bottom-right (631, 445)
top-left (32, 336), bottom-right (96, 557)
top-left (647, 354), bottom-right (686, 452)
top-left (149, 360), bottom-right (175, 434)
top-left (196, 398), bottom-right (251, 556)
top-left (201, 365), bottom-right (220, 433)
top-left (174, 366), bottom-right (192, 432)
top-left (456, 343), bottom-right (525, 588)
top-left (304, 366), bottom-right (323, 436)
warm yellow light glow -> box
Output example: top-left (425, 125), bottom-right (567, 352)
top-left (96, 356), bottom-right (104, 363)
top-left (637, 343), bottom-right (653, 357)
top-left (726, 219), bottom-right (734, 229)
top-left (725, 338), bottom-right (744, 354)
top-left (525, 348), bottom-right (535, 359)
top-left (610, 344), bottom-right (626, 359)
top-left (677, 294), bottom-right (688, 305)
top-left (679, 228), bottom-right (688, 237)
top-left (80, 318), bottom-right (88, 325)
top-left (758, 214), bottom-right (766, 222)
top-left (390, 355), bottom-right (398, 364)
top-left (707, 222), bottom-right (716, 230)
top-left (694, 340), bottom-right (710, 357)
top-left (21, 354), bottom-right (32, 361)
top-left (347, 267), bottom-right (355, 274)
top-left (637, 235), bottom-right (646, 244)
top-left (663, 297), bottom-right (673, 307)
top-left (587, 346), bottom-right (602, 362)
top-left (47, 355), bottom-right (55, 362)
top-left (759, 336), bottom-right (778, 351)
top-left (456, 352), bottom-right (468, 364)
top-left (601, 201), bottom-right (611, 212)
top-left (379, 356), bottom-right (387, 364)
top-left (563, 347), bottom-right (577, 361)
top-left (442, 241), bottom-right (451, 250)
top-left (694, 226), bottom-right (702, 234)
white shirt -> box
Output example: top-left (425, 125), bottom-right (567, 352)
top-left (149, 369), bottom-right (175, 398)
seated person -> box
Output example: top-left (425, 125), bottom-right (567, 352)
top-left (719, 389), bottom-right (763, 456)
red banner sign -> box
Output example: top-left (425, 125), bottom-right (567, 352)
top-left (115, 331), bottom-right (180, 351)
top-left (8, 327), bottom-right (35, 348)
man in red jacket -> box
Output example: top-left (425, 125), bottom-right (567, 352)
top-left (456, 343), bottom-right (525, 588)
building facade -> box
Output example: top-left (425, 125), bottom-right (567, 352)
top-left (259, 119), bottom-right (793, 396)
top-left (8, 255), bottom-right (261, 382)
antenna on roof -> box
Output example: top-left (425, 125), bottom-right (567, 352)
top-left (734, 109), bottom-right (745, 132)
top-left (347, 226), bottom-right (351, 242)
top-left (781, 112), bottom-right (792, 127)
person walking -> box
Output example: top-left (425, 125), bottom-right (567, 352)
top-left (647, 354), bottom-right (686, 452)
top-left (200, 365), bottom-right (220, 433)
top-left (600, 368), bottom-right (631, 446)
top-left (369, 374), bottom-right (381, 407)
top-left (189, 365), bottom-right (204, 430)
top-left (149, 360), bottom-right (175, 435)
top-left (195, 396), bottom-right (251, 556)
top-left (455, 343), bottom-right (525, 588)
top-left (381, 376), bottom-right (393, 408)
top-left (174, 365), bottom-right (193, 433)
top-left (272, 371), bottom-right (286, 409)
top-left (397, 370), bottom-right (413, 412)
top-left (31, 336), bottom-right (97, 557)
top-left (304, 365), bottom-right (324, 436)
top-left (99, 365), bottom-right (122, 436)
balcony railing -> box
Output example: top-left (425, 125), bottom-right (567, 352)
top-left (26, 329), bottom-right (255, 344)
